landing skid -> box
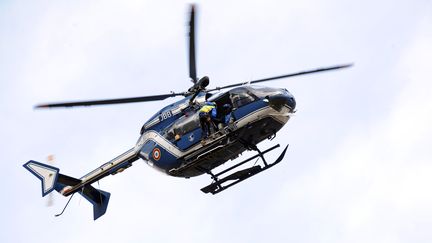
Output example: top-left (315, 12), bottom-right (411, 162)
top-left (200, 144), bottom-right (289, 194)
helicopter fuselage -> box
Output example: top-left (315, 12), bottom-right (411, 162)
top-left (136, 85), bottom-right (296, 178)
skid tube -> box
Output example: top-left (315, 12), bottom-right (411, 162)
top-left (201, 144), bottom-right (289, 194)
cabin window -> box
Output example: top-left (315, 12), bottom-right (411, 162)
top-left (163, 113), bottom-right (200, 141)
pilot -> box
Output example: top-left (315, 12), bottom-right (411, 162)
top-left (199, 101), bottom-right (217, 140)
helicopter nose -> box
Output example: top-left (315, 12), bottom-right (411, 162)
top-left (268, 92), bottom-right (296, 111)
top-left (287, 95), bottom-right (296, 110)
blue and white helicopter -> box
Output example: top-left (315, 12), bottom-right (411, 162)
top-left (23, 5), bottom-right (351, 220)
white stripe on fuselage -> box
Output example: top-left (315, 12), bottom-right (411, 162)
top-left (136, 105), bottom-right (291, 158)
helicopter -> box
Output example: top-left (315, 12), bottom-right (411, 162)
top-left (23, 5), bottom-right (352, 220)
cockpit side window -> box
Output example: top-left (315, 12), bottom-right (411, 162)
top-left (230, 91), bottom-right (256, 108)
top-left (247, 86), bottom-right (283, 98)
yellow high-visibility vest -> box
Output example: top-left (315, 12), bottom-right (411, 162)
top-left (199, 104), bottom-right (215, 113)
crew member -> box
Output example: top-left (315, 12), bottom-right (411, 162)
top-left (221, 104), bottom-right (232, 125)
top-left (199, 101), bottom-right (217, 139)
top-left (215, 103), bottom-right (233, 130)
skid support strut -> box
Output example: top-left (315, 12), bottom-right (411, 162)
top-left (201, 144), bottom-right (289, 194)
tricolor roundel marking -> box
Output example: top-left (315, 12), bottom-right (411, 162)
top-left (152, 148), bottom-right (161, 161)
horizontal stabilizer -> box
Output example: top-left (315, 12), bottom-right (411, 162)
top-left (53, 174), bottom-right (81, 194)
top-left (23, 160), bottom-right (59, 197)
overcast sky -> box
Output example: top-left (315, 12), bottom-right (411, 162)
top-left (1, 0), bottom-right (432, 242)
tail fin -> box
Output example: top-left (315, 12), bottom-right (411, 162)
top-left (23, 160), bottom-right (59, 196)
top-left (79, 185), bottom-right (111, 220)
top-left (23, 160), bottom-right (111, 220)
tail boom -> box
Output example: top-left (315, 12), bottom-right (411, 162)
top-left (61, 147), bottom-right (139, 196)
top-left (23, 147), bottom-right (140, 220)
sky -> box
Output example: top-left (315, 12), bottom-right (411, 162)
top-left (1, 0), bottom-right (432, 242)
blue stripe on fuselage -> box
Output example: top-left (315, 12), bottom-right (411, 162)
top-left (232, 99), bottom-right (268, 120)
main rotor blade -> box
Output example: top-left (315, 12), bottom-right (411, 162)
top-left (188, 4), bottom-right (197, 83)
top-left (207, 63), bottom-right (353, 92)
top-left (35, 92), bottom-right (186, 109)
